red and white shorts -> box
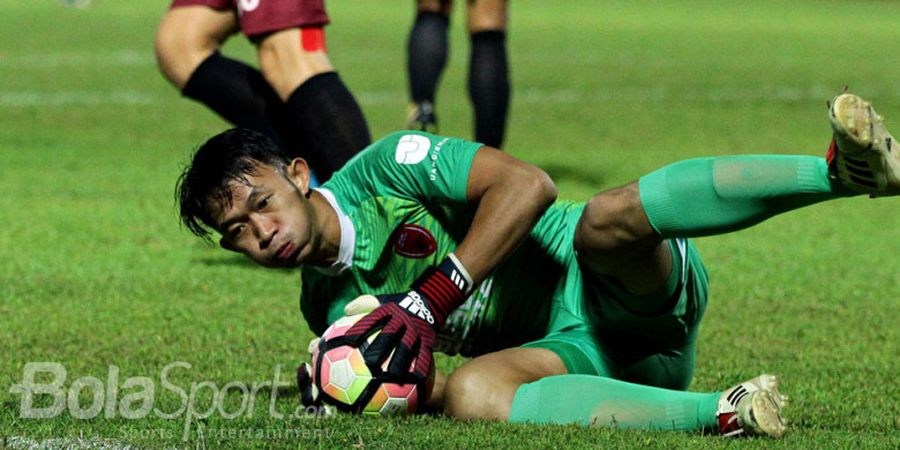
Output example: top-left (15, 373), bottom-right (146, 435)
top-left (170, 0), bottom-right (329, 37)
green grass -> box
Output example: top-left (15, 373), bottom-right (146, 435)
top-left (1, 0), bottom-right (898, 448)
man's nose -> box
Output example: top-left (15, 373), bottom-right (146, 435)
top-left (253, 216), bottom-right (276, 249)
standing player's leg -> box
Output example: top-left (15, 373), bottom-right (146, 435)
top-left (406, 0), bottom-right (453, 133)
top-left (466, 0), bottom-right (509, 148)
top-left (250, 0), bottom-right (371, 182)
top-left (155, 3), bottom-right (286, 142)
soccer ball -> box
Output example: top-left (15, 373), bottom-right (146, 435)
top-left (310, 314), bottom-right (433, 415)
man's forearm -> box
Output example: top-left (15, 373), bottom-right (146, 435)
top-left (453, 160), bottom-right (557, 284)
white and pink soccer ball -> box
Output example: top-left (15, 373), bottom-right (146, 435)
top-left (310, 314), bottom-right (433, 415)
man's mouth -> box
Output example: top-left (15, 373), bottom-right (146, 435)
top-left (276, 242), bottom-right (295, 261)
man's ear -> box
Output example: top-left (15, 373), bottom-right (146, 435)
top-left (285, 158), bottom-right (311, 197)
top-left (219, 237), bottom-right (239, 253)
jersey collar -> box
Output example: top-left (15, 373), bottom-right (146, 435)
top-left (311, 187), bottom-right (355, 276)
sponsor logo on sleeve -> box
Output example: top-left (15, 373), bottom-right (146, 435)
top-left (394, 135), bottom-right (431, 165)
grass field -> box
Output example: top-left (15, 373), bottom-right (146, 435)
top-left (1, 0), bottom-right (898, 448)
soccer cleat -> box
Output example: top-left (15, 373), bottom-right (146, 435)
top-left (406, 101), bottom-right (439, 134)
top-left (717, 374), bottom-right (788, 438)
top-left (827, 92), bottom-right (900, 196)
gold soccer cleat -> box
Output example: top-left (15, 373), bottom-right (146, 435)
top-left (827, 92), bottom-right (900, 196)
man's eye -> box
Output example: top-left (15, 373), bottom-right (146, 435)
top-left (258, 196), bottom-right (271, 209)
top-left (229, 224), bottom-right (245, 239)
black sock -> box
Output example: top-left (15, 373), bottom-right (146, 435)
top-left (285, 72), bottom-right (371, 181)
top-left (407, 11), bottom-right (450, 103)
top-left (182, 51), bottom-right (287, 147)
top-left (468, 30), bottom-right (509, 148)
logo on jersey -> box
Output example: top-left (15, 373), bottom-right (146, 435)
top-left (398, 291), bottom-right (435, 325)
top-left (394, 134), bottom-right (431, 165)
top-left (392, 224), bottom-right (437, 259)
top-left (238, 0), bottom-right (260, 13)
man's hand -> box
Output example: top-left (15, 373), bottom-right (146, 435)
top-left (343, 255), bottom-right (473, 382)
top-left (296, 362), bottom-right (321, 408)
top-left (297, 335), bottom-right (328, 410)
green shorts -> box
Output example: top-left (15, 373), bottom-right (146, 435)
top-left (522, 238), bottom-right (709, 390)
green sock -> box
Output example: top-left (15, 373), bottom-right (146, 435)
top-left (509, 375), bottom-right (720, 431)
top-left (638, 155), bottom-right (857, 238)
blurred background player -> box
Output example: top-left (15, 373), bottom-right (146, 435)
top-left (155, 0), bottom-right (370, 182)
top-left (406, 0), bottom-right (509, 148)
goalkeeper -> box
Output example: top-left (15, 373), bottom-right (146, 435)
top-left (176, 92), bottom-right (898, 437)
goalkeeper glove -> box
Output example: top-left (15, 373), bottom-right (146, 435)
top-left (343, 254), bottom-right (472, 382)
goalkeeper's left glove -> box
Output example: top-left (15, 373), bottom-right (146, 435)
top-left (342, 254), bottom-right (473, 382)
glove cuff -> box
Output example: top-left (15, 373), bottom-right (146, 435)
top-left (444, 253), bottom-right (474, 294)
top-left (412, 254), bottom-right (473, 327)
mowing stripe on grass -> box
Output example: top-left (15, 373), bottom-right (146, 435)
top-left (0, 91), bottom-right (157, 106)
top-left (6, 86), bottom-right (897, 108)
top-left (4, 436), bottom-right (139, 450)
top-left (0, 50), bottom-right (152, 69)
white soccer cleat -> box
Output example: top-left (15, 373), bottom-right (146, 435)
top-left (717, 374), bottom-right (788, 438)
top-left (827, 92), bottom-right (900, 196)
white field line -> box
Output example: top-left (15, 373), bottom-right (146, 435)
top-left (0, 91), bottom-right (158, 106)
top-left (1, 86), bottom-right (894, 107)
top-left (0, 50), bottom-right (153, 69)
top-left (3, 435), bottom-right (143, 450)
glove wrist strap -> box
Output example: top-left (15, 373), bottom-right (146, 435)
top-left (413, 254), bottom-right (473, 327)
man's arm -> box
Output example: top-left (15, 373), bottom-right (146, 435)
top-left (342, 142), bottom-right (557, 384)
top-left (454, 146), bottom-right (557, 283)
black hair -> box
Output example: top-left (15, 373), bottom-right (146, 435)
top-left (175, 128), bottom-right (291, 242)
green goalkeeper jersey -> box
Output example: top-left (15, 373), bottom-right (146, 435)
top-left (300, 131), bottom-right (586, 356)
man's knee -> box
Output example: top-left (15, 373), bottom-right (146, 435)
top-left (467, 0), bottom-right (507, 32)
top-left (574, 182), bottom-right (665, 259)
top-left (256, 29), bottom-right (335, 100)
top-left (444, 348), bottom-right (565, 420)
top-left (155, 6), bottom-right (236, 89)
top-left (444, 363), bottom-right (518, 420)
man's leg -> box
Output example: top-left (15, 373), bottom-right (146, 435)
top-left (546, 95), bottom-right (900, 436)
top-left (584, 89), bottom-right (900, 266)
top-left (467, 0), bottom-right (509, 148)
top-left (406, 0), bottom-right (452, 133)
top-left (443, 347), bottom-right (567, 420)
top-left (574, 154), bottom-right (858, 297)
top-left (442, 334), bottom-right (782, 435)
top-left (257, 26), bottom-right (371, 181)
top-left (155, 4), bottom-right (286, 142)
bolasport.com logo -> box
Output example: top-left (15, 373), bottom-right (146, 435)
top-left (8, 362), bottom-right (331, 441)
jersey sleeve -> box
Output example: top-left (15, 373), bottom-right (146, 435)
top-left (330, 131), bottom-right (483, 205)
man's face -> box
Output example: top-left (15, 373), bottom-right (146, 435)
top-left (211, 160), bottom-right (317, 269)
